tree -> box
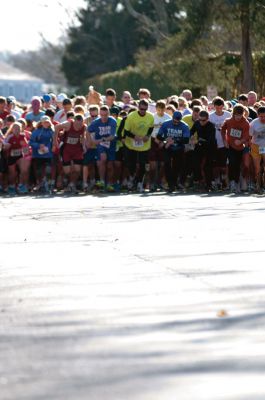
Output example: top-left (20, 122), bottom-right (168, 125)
top-left (62, 0), bottom-right (183, 86)
top-left (135, 0), bottom-right (265, 95)
top-left (61, 0), bottom-right (265, 95)
top-left (62, 0), bottom-right (156, 86)
top-left (123, 0), bottom-right (178, 41)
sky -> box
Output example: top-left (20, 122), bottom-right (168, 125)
top-left (0, 0), bottom-right (86, 54)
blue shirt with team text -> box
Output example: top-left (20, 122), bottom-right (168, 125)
top-left (157, 120), bottom-right (190, 150)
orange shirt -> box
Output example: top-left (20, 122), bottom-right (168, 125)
top-left (221, 117), bottom-right (249, 150)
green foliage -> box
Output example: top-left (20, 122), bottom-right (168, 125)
top-left (62, 0), bottom-right (184, 86)
top-left (63, 0), bottom-right (265, 96)
top-left (80, 66), bottom-right (174, 99)
top-left (253, 51), bottom-right (265, 96)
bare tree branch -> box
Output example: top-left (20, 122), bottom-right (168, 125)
top-left (150, 0), bottom-right (169, 36)
top-left (123, 0), bottom-right (168, 41)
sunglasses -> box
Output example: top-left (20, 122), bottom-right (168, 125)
top-left (199, 118), bottom-right (207, 122)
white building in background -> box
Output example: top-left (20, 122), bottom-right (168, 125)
top-left (0, 61), bottom-right (44, 103)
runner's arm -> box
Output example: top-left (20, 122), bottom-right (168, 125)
top-left (29, 129), bottom-right (41, 149)
top-left (117, 118), bottom-right (126, 141)
top-left (124, 129), bottom-right (136, 139)
top-left (182, 124), bottom-right (190, 144)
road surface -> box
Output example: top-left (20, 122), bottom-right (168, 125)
top-left (0, 191), bottom-right (265, 400)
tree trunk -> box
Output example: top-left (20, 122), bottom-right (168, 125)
top-left (240, 0), bottom-right (254, 92)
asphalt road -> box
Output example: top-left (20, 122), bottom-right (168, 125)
top-left (0, 191), bottom-right (265, 400)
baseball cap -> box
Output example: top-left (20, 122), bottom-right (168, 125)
top-left (40, 115), bottom-right (52, 123)
top-left (173, 111), bottom-right (182, 120)
top-left (7, 96), bottom-right (16, 104)
top-left (43, 94), bottom-right (51, 103)
top-left (56, 93), bottom-right (67, 102)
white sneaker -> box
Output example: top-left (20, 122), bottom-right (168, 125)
top-left (83, 182), bottom-right (89, 192)
top-left (137, 182), bottom-right (144, 193)
top-left (127, 177), bottom-right (134, 190)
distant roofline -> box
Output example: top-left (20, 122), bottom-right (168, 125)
top-left (0, 61), bottom-right (43, 82)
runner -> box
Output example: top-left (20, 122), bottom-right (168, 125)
top-left (54, 114), bottom-right (87, 193)
top-left (209, 96), bottom-right (231, 190)
top-left (0, 125), bottom-right (7, 193)
top-left (105, 88), bottom-right (121, 110)
top-left (0, 97), bottom-right (9, 121)
top-left (4, 122), bottom-right (30, 194)
top-left (165, 104), bottom-right (176, 117)
top-left (55, 93), bottom-right (68, 112)
top-left (181, 89), bottom-right (193, 102)
top-left (42, 94), bottom-right (54, 111)
top-left (247, 91), bottom-right (258, 108)
top-left (137, 88), bottom-right (152, 103)
top-left (241, 107), bottom-right (253, 191)
top-left (149, 100), bottom-right (171, 191)
top-left (1, 115), bottom-right (16, 135)
top-left (182, 105), bottom-right (202, 187)
top-left (221, 104), bottom-right (250, 193)
top-left (54, 98), bottom-right (73, 123)
top-left (238, 93), bottom-right (257, 121)
top-left (17, 118), bottom-right (32, 191)
top-left (6, 97), bottom-right (21, 119)
top-left (25, 97), bottom-right (45, 122)
top-left (45, 108), bottom-right (63, 192)
top-left (156, 111), bottom-right (190, 192)
top-left (121, 91), bottom-right (133, 108)
top-left (124, 99), bottom-right (154, 192)
top-left (249, 106), bottom-right (265, 193)
top-left (178, 97), bottom-right (191, 116)
top-left (191, 110), bottom-right (217, 191)
top-left (29, 116), bottom-right (55, 193)
top-left (110, 106), bottom-right (123, 191)
top-left (88, 105), bottom-right (117, 192)
top-left (82, 105), bottom-right (99, 192)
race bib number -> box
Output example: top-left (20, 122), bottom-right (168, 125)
top-left (230, 128), bottom-right (242, 138)
top-left (67, 137), bottom-right (79, 145)
top-left (38, 147), bottom-right (49, 155)
top-left (187, 143), bottom-right (195, 151)
top-left (100, 141), bottom-right (110, 148)
top-left (259, 146), bottom-right (265, 154)
top-left (133, 140), bottom-right (144, 148)
top-left (22, 147), bottom-right (30, 156)
top-left (10, 148), bottom-right (22, 157)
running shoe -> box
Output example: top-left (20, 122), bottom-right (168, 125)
top-left (83, 183), bottom-right (89, 192)
top-left (127, 178), bottom-right (134, 190)
top-left (137, 182), bottom-right (144, 193)
top-left (95, 180), bottom-right (105, 189)
top-left (65, 183), bottom-right (77, 194)
top-left (8, 185), bottom-right (16, 195)
top-left (17, 183), bottom-right (28, 194)
top-left (113, 183), bottom-right (121, 192)
top-left (106, 184), bottom-right (115, 193)
top-left (43, 181), bottom-right (50, 194)
top-left (149, 184), bottom-right (157, 192)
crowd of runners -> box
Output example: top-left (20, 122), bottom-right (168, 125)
top-left (0, 87), bottom-right (265, 195)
